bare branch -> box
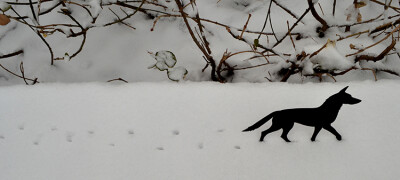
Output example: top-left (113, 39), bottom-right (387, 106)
top-left (307, 0), bottom-right (328, 32)
top-left (107, 78), bottom-right (129, 83)
top-left (0, 50), bottom-right (24, 59)
top-left (347, 25), bottom-right (400, 57)
top-left (273, 8), bottom-right (310, 48)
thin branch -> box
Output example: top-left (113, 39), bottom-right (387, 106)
top-left (309, 42), bottom-right (328, 59)
top-left (194, 12), bottom-right (212, 55)
top-left (15, 2), bottom-right (62, 20)
top-left (347, 25), bottom-right (400, 57)
top-left (268, 8), bottom-right (278, 42)
top-left (20, 62), bottom-right (29, 85)
top-left (336, 30), bottom-right (369, 41)
top-left (318, 3), bottom-right (325, 16)
top-left (233, 62), bottom-right (270, 70)
top-left (104, 0), bottom-right (147, 27)
top-left (370, 0), bottom-right (400, 11)
top-left (226, 27), bottom-right (277, 55)
top-left (0, 63), bottom-right (39, 84)
top-left (333, 0), bottom-right (337, 16)
top-left (107, 78), bottom-right (129, 83)
top-left (272, 0), bottom-right (304, 24)
top-left (307, 0), bottom-right (328, 32)
top-left (257, 0), bottom-right (273, 40)
top-left (11, 7), bottom-right (55, 65)
top-left (70, 33), bottom-right (87, 59)
top-left (0, 50), bottom-right (24, 59)
top-left (239, 14), bottom-right (251, 40)
top-left (355, 38), bottom-right (396, 62)
top-left (174, 0), bottom-right (218, 81)
top-left (28, 0), bottom-right (38, 23)
top-left (361, 68), bottom-right (378, 81)
top-left (273, 8), bottom-right (310, 48)
top-left (287, 21), bottom-right (296, 50)
top-left (381, 69), bottom-right (400, 76)
top-left (370, 18), bottom-right (400, 34)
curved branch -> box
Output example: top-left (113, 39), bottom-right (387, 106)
top-left (355, 38), bottom-right (396, 62)
top-left (307, 0), bottom-right (328, 32)
top-left (0, 63), bottom-right (39, 84)
top-left (347, 25), bottom-right (400, 57)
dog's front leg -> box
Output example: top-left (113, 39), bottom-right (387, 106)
top-left (311, 126), bottom-right (322, 141)
top-left (323, 125), bottom-right (342, 141)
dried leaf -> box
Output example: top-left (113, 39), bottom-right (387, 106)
top-left (355, 2), bottom-right (367, 8)
top-left (357, 12), bottom-right (362, 23)
top-left (346, 14), bottom-right (351, 21)
top-left (327, 39), bottom-right (336, 47)
top-left (350, 44), bottom-right (356, 50)
top-left (0, 14), bottom-right (10, 26)
top-left (167, 66), bottom-right (188, 82)
top-left (149, 51), bottom-right (177, 71)
top-left (254, 39), bottom-right (259, 47)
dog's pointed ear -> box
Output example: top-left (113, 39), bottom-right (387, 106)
top-left (339, 86), bottom-right (349, 93)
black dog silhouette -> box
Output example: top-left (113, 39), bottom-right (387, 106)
top-left (243, 86), bottom-right (361, 142)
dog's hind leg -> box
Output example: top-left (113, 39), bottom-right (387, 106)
top-left (281, 122), bottom-right (294, 142)
top-left (259, 123), bottom-right (281, 142)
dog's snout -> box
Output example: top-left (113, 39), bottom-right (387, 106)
top-left (350, 98), bottom-right (361, 104)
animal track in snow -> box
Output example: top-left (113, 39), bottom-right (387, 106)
top-left (128, 129), bottom-right (134, 135)
top-left (33, 134), bottom-right (43, 145)
top-left (156, 147), bottom-right (164, 150)
top-left (198, 143), bottom-right (204, 149)
top-left (172, 130), bottom-right (180, 135)
top-left (66, 132), bottom-right (74, 142)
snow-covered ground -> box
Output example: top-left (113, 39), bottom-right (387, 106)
top-left (1, 81), bottom-right (399, 179)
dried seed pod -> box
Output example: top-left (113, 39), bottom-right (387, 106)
top-left (0, 14), bottom-right (10, 26)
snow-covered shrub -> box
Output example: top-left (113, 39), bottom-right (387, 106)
top-left (0, 0), bottom-right (400, 84)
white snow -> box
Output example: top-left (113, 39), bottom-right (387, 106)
top-left (89, 0), bottom-right (102, 18)
top-left (1, 81), bottom-right (400, 179)
top-left (0, 2), bottom-right (10, 12)
top-left (303, 43), bottom-right (353, 72)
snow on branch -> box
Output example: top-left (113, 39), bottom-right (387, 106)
top-left (1, 0), bottom-right (400, 84)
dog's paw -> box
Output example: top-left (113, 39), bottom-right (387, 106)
top-left (336, 136), bottom-right (342, 141)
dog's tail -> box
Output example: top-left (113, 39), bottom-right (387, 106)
top-left (243, 112), bottom-right (276, 132)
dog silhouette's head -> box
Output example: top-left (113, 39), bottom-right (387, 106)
top-left (336, 86), bottom-right (362, 105)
